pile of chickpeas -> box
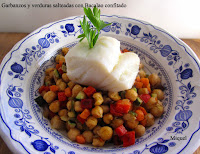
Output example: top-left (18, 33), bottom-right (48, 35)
top-left (39, 48), bottom-right (165, 147)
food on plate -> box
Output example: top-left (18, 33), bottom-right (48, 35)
top-left (66, 36), bottom-right (140, 92)
top-left (35, 49), bottom-right (164, 147)
top-left (65, 7), bottom-right (140, 92)
top-left (35, 7), bottom-right (165, 147)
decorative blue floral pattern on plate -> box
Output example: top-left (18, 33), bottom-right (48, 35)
top-left (165, 63), bottom-right (196, 134)
top-left (0, 15), bottom-right (200, 154)
top-left (132, 137), bottom-right (176, 154)
top-left (60, 21), bottom-right (122, 38)
top-left (6, 84), bottom-right (59, 153)
top-left (8, 32), bottom-right (59, 80)
top-left (126, 23), bottom-right (180, 66)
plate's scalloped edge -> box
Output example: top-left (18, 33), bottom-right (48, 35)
top-left (0, 15), bottom-right (200, 154)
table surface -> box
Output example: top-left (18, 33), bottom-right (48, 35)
top-left (0, 33), bottom-right (199, 154)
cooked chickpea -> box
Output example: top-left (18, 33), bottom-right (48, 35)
top-left (56, 79), bottom-right (62, 85)
top-left (43, 91), bottom-right (57, 103)
top-left (58, 109), bottom-right (68, 116)
top-left (135, 125), bottom-right (145, 137)
top-left (139, 69), bottom-right (146, 78)
top-left (62, 73), bottom-right (70, 83)
top-left (100, 105), bottom-right (109, 114)
top-left (62, 47), bottom-right (69, 55)
top-left (55, 54), bottom-right (65, 63)
top-left (111, 118), bottom-right (124, 129)
top-left (126, 117), bottom-right (139, 129)
top-left (44, 76), bottom-right (53, 86)
top-left (157, 100), bottom-right (163, 106)
top-left (58, 109), bottom-right (68, 121)
top-left (152, 89), bottom-right (164, 100)
top-left (97, 126), bottom-right (113, 141)
top-left (85, 116), bottom-right (98, 130)
top-left (50, 115), bottom-right (64, 129)
top-left (123, 113), bottom-right (135, 121)
top-left (68, 81), bottom-right (75, 89)
top-left (93, 92), bottom-right (104, 106)
top-left (45, 67), bottom-right (54, 75)
top-left (145, 113), bottom-right (155, 127)
top-left (49, 100), bottom-right (60, 113)
top-left (108, 91), bottom-right (121, 101)
top-left (91, 106), bottom-right (103, 118)
top-left (67, 128), bottom-right (80, 141)
top-left (66, 100), bottom-right (72, 110)
top-left (66, 121), bottom-right (76, 130)
top-left (49, 71), bottom-right (54, 79)
top-left (74, 101), bottom-right (83, 112)
top-left (103, 113), bottom-right (113, 124)
top-left (138, 88), bottom-right (149, 95)
top-left (93, 126), bottom-right (101, 135)
top-left (125, 89), bottom-right (138, 101)
top-left (59, 56), bottom-right (65, 62)
top-left (82, 131), bottom-right (93, 143)
top-left (139, 63), bottom-right (144, 70)
top-left (148, 73), bottom-right (161, 87)
top-left (57, 81), bottom-right (67, 91)
top-left (146, 97), bottom-right (157, 110)
top-left (150, 101), bottom-right (164, 118)
top-left (68, 111), bottom-right (76, 118)
top-left (72, 84), bottom-right (83, 97)
top-left (92, 137), bottom-right (105, 147)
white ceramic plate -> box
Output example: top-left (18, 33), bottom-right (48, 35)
top-left (0, 15), bottom-right (200, 154)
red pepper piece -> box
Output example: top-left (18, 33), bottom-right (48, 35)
top-left (77, 114), bottom-right (86, 124)
top-left (39, 85), bottom-right (49, 94)
top-left (58, 68), bottom-right (64, 75)
top-left (56, 61), bottom-right (63, 70)
top-left (115, 99), bottom-right (131, 114)
top-left (115, 125), bottom-right (127, 137)
top-left (58, 92), bottom-right (67, 102)
top-left (83, 86), bottom-right (96, 97)
top-left (44, 86), bottom-right (50, 92)
top-left (139, 94), bottom-right (151, 103)
top-left (39, 86), bottom-right (45, 93)
top-left (81, 99), bottom-right (93, 109)
top-left (121, 131), bottom-right (135, 147)
top-left (110, 104), bottom-right (123, 117)
top-left (122, 49), bottom-right (130, 53)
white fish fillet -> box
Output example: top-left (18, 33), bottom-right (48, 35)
top-left (97, 52), bottom-right (140, 92)
top-left (65, 36), bottom-right (140, 92)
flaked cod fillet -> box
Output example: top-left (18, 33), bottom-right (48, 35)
top-left (65, 36), bottom-right (140, 92)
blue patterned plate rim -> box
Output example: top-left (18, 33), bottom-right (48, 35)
top-left (0, 15), bottom-right (200, 154)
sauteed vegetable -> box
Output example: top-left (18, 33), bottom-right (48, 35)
top-left (35, 48), bottom-right (164, 147)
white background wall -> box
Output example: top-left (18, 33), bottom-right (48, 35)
top-left (0, 0), bottom-right (200, 38)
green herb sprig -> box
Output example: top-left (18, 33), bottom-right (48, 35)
top-left (78, 7), bottom-right (111, 49)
